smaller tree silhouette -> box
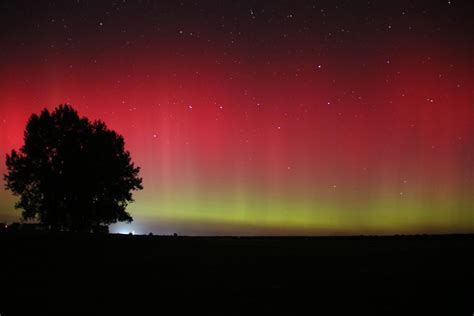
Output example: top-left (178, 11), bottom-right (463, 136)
top-left (4, 105), bottom-right (143, 232)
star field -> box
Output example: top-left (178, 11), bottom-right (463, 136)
top-left (0, 0), bottom-right (473, 235)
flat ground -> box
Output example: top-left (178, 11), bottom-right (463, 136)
top-left (1, 233), bottom-right (473, 315)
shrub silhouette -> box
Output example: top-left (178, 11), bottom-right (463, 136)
top-left (4, 105), bottom-right (143, 232)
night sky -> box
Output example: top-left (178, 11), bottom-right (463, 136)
top-left (1, 0), bottom-right (473, 235)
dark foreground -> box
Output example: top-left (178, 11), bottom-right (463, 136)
top-left (1, 233), bottom-right (473, 315)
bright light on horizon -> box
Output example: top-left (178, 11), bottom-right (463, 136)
top-left (110, 223), bottom-right (141, 235)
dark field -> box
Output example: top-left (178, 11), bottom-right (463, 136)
top-left (1, 233), bottom-right (473, 315)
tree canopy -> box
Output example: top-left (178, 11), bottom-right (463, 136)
top-left (4, 105), bottom-right (143, 232)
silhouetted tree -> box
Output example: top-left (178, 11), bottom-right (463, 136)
top-left (4, 105), bottom-right (143, 232)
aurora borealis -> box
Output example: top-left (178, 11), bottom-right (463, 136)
top-left (0, 0), bottom-right (473, 235)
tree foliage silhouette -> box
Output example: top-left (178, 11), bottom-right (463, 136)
top-left (4, 105), bottom-right (143, 232)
